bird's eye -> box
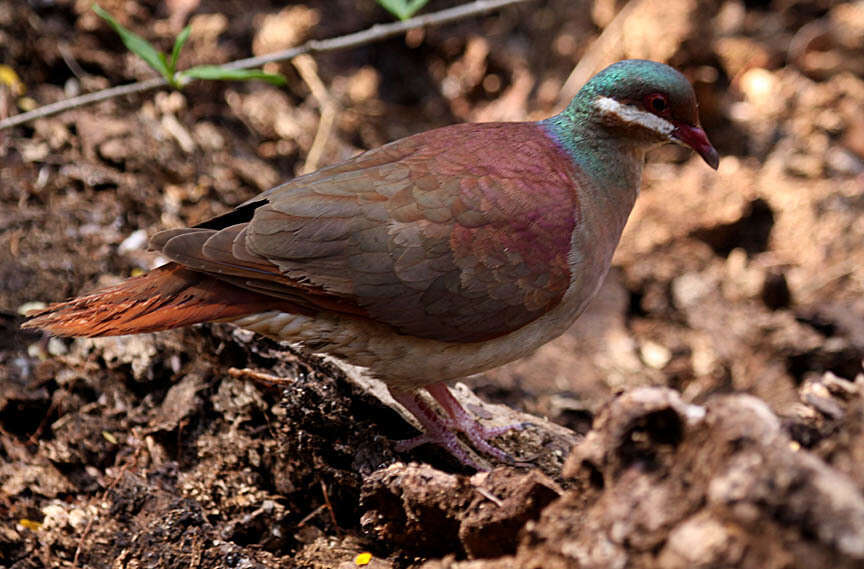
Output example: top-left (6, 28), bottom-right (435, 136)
top-left (645, 94), bottom-right (669, 115)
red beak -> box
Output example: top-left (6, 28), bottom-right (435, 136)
top-left (673, 123), bottom-right (719, 170)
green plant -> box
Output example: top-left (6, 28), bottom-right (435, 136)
top-left (93, 5), bottom-right (285, 88)
top-left (376, 0), bottom-right (430, 20)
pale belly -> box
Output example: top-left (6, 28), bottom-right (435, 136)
top-left (232, 297), bottom-right (579, 390)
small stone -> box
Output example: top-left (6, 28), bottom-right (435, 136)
top-left (47, 337), bottom-right (67, 356)
top-left (118, 229), bottom-right (148, 254)
top-left (252, 6), bottom-right (319, 55)
top-left (672, 273), bottom-right (713, 309)
top-left (67, 507), bottom-right (90, 529)
top-left (18, 301), bottom-right (47, 315)
top-left (826, 147), bottom-right (863, 176)
top-left (27, 343), bottom-right (45, 359)
top-left (641, 341), bottom-right (672, 369)
top-left (41, 503), bottom-right (69, 530)
top-left (20, 140), bottom-right (50, 162)
top-left (346, 67), bottom-right (380, 104)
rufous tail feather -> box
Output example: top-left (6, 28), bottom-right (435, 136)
top-left (22, 263), bottom-right (288, 337)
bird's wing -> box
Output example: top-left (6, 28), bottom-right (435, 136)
top-left (155, 122), bottom-right (582, 343)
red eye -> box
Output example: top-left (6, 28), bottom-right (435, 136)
top-left (645, 93), bottom-right (669, 115)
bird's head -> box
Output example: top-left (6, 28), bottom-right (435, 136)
top-left (578, 59), bottom-right (719, 169)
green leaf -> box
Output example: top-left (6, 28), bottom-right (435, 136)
top-left (376, 0), bottom-right (429, 20)
top-left (177, 65), bottom-right (287, 86)
top-left (170, 25), bottom-right (192, 74)
top-left (93, 4), bottom-right (169, 78)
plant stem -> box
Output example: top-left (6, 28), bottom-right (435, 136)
top-left (0, 0), bottom-right (531, 131)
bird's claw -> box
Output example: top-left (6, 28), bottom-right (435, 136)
top-left (389, 386), bottom-right (534, 470)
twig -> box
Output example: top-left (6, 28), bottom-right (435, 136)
top-left (26, 396), bottom-right (59, 446)
top-left (1, 77), bottom-right (166, 130)
top-left (72, 513), bottom-right (98, 568)
top-left (293, 54), bottom-right (337, 174)
top-left (320, 479), bottom-right (338, 528)
top-left (296, 504), bottom-right (327, 527)
top-left (475, 486), bottom-right (504, 507)
top-left (228, 366), bottom-right (295, 387)
top-left (58, 41), bottom-right (88, 82)
top-left (0, 0), bottom-right (532, 131)
top-left (559, 0), bottom-right (645, 102)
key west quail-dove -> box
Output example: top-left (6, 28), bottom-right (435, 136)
top-left (25, 60), bottom-right (718, 468)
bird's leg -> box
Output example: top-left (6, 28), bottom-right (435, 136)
top-left (388, 388), bottom-right (483, 469)
top-left (424, 383), bottom-right (525, 463)
top-left (388, 383), bottom-right (526, 467)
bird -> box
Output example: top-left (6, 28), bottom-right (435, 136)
top-left (24, 59), bottom-right (718, 469)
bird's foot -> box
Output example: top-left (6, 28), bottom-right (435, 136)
top-left (424, 383), bottom-right (527, 463)
top-left (393, 428), bottom-right (485, 470)
top-left (389, 383), bottom-right (529, 469)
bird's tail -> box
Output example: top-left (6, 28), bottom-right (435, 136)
top-left (22, 263), bottom-right (282, 337)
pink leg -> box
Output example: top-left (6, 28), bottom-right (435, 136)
top-left (388, 383), bottom-right (527, 468)
top-left (388, 388), bottom-right (483, 469)
top-left (424, 383), bottom-right (526, 463)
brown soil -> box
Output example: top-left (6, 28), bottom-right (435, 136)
top-left (2, 1), bottom-right (864, 567)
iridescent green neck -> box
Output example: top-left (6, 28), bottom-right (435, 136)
top-left (541, 112), bottom-right (591, 167)
top-left (540, 75), bottom-right (614, 165)
top-left (541, 105), bottom-right (644, 194)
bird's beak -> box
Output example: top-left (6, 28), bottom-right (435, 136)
top-left (672, 123), bottom-right (719, 170)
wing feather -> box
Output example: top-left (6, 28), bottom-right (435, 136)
top-left (154, 122), bottom-right (581, 343)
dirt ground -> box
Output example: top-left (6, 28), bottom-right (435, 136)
top-left (2, 0), bottom-right (864, 567)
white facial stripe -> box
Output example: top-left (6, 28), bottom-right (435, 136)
top-left (594, 96), bottom-right (675, 136)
